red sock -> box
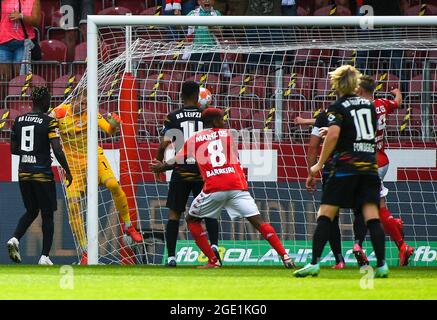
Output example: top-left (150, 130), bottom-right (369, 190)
top-left (379, 207), bottom-right (404, 250)
top-left (259, 223), bottom-right (287, 257)
top-left (188, 222), bottom-right (217, 263)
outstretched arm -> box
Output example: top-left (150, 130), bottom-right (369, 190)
top-left (391, 88), bottom-right (402, 108)
top-left (50, 138), bottom-right (73, 187)
top-left (310, 125), bottom-right (340, 177)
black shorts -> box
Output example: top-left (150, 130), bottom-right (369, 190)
top-left (321, 175), bottom-right (380, 209)
top-left (19, 180), bottom-right (57, 213)
top-left (166, 178), bottom-right (203, 213)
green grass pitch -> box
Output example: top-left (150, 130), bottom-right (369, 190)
top-left (1, 265), bottom-right (437, 300)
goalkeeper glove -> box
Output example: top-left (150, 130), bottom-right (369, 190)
top-left (107, 113), bottom-right (122, 129)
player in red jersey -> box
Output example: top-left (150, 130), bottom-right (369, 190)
top-left (353, 75), bottom-right (414, 266)
top-left (151, 108), bottom-right (295, 269)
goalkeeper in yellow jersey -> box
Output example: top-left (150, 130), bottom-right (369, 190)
top-left (50, 94), bottom-right (142, 265)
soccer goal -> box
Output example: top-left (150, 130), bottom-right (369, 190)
top-left (66, 15), bottom-right (437, 265)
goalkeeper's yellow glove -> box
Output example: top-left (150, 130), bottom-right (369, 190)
top-left (107, 112), bottom-right (122, 129)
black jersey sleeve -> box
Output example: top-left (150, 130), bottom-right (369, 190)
top-left (326, 102), bottom-right (345, 128)
top-left (314, 111), bottom-right (328, 128)
top-left (161, 113), bottom-right (175, 135)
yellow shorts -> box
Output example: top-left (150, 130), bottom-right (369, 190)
top-left (65, 149), bottom-right (116, 199)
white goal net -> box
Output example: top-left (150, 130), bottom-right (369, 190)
top-left (62, 16), bottom-right (437, 266)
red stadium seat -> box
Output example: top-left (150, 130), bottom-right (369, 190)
top-left (373, 73), bottom-right (400, 98)
top-left (4, 98), bottom-right (33, 116)
top-left (98, 6), bottom-right (132, 15)
top-left (297, 6), bottom-right (309, 16)
top-left (141, 6), bottom-right (163, 16)
top-left (0, 108), bottom-right (21, 133)
top-left (405, 4), bottom-right (437, 15)
top-left (227, 74), bottom-right (268, 99)
top-left (184, 73), bottom-right (222, 96)
top-left (74, 42), bottom-right (87, 61)
top-left (314, 5), bottom-right (351, 16)
top-left (51, 74), bottom-right (83, 97)
top-left (115, 0), bottom-right (146, 14)
top-left (40, 40), bottom-right (68, 62)
top-left (283, 73), bottom-right (314, 102)
top-left (7, 74), bottom-right (47, 96)
top-left (139, 71), bottom-right (183, 101)
top-left (313, 78), bottom-right (337, 110)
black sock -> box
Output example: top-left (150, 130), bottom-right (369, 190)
top-left (353, 208), bottom-right (367, 247)
top-left (311, 216), bottom-right (332, 265)
top-left (329, 215), bottom-right (344, 263)
top-left (41, 211), bottom-right (54, 256)
top-left (367, 219), bottom-right (386, 267)
top-left (166, 219), bottom-right (180, 258)
top-left (13, 210), bottom-right (39, 240)
top-left (204, 218), bottom-right (219, 247)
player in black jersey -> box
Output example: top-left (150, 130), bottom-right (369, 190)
top-left (295, 65), bottom-right (388, 278)
top-left (7, 87), bottom-right (72, 265)
top-left (155, 81), bottom-right (220, 267)
top-left (300, 111), bottom-right (346, 269)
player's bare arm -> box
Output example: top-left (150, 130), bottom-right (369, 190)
top-left (310, 125), bottom-right (340, 177)
top-left (50, 138), bottom-right (73, 187)
top-left (306, 134), bottom-right (322, 192)
top-left (391, 88), bottom-right (402, 107)
top-left (295, 116), bottom-right (316, 126)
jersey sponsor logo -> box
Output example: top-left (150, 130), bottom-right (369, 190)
top-left (327, 114), bottom-right (336, 122)
top-left (175, 111), bottom-right (201, 120)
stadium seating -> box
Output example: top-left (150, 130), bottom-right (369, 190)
top-left (7, 74), bottom-right (47, 96)
top-left (314, 5), bottom-right (351, 16)
top-left (405, 4), bottom-right (437, 15)
top-left (98, 6), bottom-right (132, 15)
top-left (115, 0), bottom-right (147, 14)
top-left (51, 74), bottom-right (84, 97)
top-left (141, 6), bottom-right (163, 15)
top-left (40, 40), bottom-right (68, 62)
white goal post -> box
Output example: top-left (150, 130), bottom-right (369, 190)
top-left (85, 15), bottom-right (437, 265)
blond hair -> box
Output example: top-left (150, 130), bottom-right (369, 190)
top-left (329, 65), bottom-right (362, 96)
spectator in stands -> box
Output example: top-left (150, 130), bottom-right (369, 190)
top-left (164, 0), bottom-right (196, 15)
top-left (162, 0), bottom-right (196, 41)
top-left (60, 0), bottom-right (95, 61)
top-left (245, 0), bottom-right (282, 71)
top-left (246, 0), bottom-right (281, 15)
top-left (185, 0), bottom-right (231, 76)
top-left (214, 0), bottom-right (249, 15)
top-left (281, 1), bottom-right (297, 15)
top-left (0, 0), bottom-right (41, 87)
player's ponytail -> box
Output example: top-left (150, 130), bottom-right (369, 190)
top-left (329, 65), bottom-right (362, 97)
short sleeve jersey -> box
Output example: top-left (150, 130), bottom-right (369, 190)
top-left (175, 128), bottom-right (248, 193)
top-left (162, 106), bottom-right (203, 181)
top-left (374, 98), bottom-right (398, 168)
top-left (11, 112), bottom-right (60, 181)
top-left (325, 94), bottom-right (378, 176)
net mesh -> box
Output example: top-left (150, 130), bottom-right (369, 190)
top-left (62, 24), bottom-right (437, 265)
